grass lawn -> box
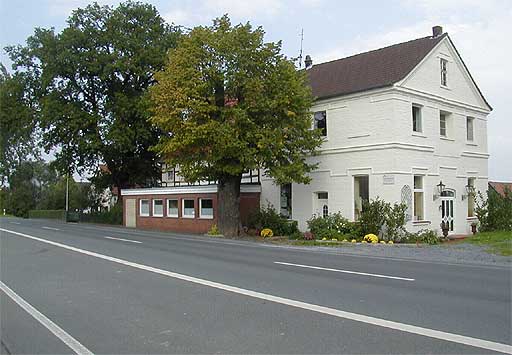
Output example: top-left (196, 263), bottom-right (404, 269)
top-left (466, 231), bottom-right (512, 256)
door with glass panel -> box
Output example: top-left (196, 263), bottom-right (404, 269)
top-left (440, 190), bottom-right (455, 233)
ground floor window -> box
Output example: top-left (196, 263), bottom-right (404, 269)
top-left (139, 199), bottom-right (150, 216)
top-left (354, 175), bottom-right (369, 220)
top-left (200, 199), bottom-right (213, 219)
top-left (152, 199), bottom-right (163, 217)
top-left (413, 175), bottom-right (424, 221)
top-left (467, 178), bottom-right (475, 217)
top-left (280, 184), bottom-right (292, 218)
top-left (183, 199), bottom-right (195, 218)
top-left (167, 199), bottom-right (178, 217)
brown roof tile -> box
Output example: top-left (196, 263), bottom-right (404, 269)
top-left (489, 181), bottom-right (512, 197)
top-left (307, 34), bottom-right (447, 99)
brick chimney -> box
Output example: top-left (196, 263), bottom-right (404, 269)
top-left (432, 25), bottom-right (443, 38)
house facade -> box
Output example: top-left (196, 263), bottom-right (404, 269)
top-left (261, 26), bottom-right (491, 235)
top-left (121, 26), bottom-right (491, 236)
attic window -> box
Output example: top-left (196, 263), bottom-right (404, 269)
top-left (314, 111), bottom-right (327, 137)
top-left (440, 58), bottom-right (448, 86)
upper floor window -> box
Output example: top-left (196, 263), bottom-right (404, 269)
top-left (466, 117), bottom-right (475, 142)
top-left (440, 58), bottom-right (448, 86)
top-left (314, 111), bottom-right (327, 137)
top-left (412, 105), bottom-right (422, 133)
top-left (440, 113), bottom-right (447, 137)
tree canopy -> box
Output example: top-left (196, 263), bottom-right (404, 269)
top-left (6, 1), bottom-right (181, 194)
top-left (0, 64), bottom-right (37, 184)
top-left (150, 16), bottom-right (322, 235)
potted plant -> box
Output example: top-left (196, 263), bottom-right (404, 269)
top-left (471, 221), bottom-right (478, 235)
top-left (440, 222), bottom-right (450, 238)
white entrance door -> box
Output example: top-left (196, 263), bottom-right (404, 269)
top-left (125, 198), bottom-right (136, 228)
top-left (440, 190), bottom-right (455, 233)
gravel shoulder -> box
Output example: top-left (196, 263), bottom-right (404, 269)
top-left (271, 241), bottom-right (512, 267)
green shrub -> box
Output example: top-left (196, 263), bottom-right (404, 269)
top-left (475, 188), bottom-right (512, 232)
top-left (416, 229), bottom-right (440, 245)
top-left (359, 198), bottom-right (408, 242)
top-left (307, 212), bottom-right (357, 239)
top-left (248, 204), bottom-right (299, 237)
top-left (80, 204), bottom-right (122, 225)
top-left (28, 210), bottom-right (66, 220)
top-left (207, 224), bottom-right (221, 235)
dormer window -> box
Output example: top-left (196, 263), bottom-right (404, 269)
top-left (440, 58), bottom-right (448, 86)
top-left (314, 111), bottom-right (327, 137)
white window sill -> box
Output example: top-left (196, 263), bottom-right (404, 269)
top-left (412, 132), bottom-right (427, 138)
top-left (166, 215), bottom-right (179, 218)
top-left (466, 217), bottom-right (477, 221)
top-left (466, 141), bottom-right (477, 146)
top-left (139, 214), bottom-right (150, 217)
top-left (412, 220), bottom-right (431, 226)
top-left (199, 216), bottom-right (214, 220)
top-left (182, 215), bottom-right (195, 219)
top-left (440, 136), bottom-right (454, 141)
top-left (152, 215), bottom-right (164, 218)
top-left (440, 85), bottom-right (450, 90)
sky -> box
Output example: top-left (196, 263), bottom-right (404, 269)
top-left (1, 0), bottom-right (511, 181)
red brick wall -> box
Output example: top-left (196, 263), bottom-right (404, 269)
top-left (123, 191), bottom-right (260, 234)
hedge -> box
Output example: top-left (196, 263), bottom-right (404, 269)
top-left (28, 210), bottom-right (66, 220)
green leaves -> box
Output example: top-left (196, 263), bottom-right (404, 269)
top-left (150, 15), bottom-right (322, 184)
top-left (6, 1), bottom-right (181, 189)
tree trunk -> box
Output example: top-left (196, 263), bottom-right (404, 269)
top-left (217, 174), bottom-right (241, 237)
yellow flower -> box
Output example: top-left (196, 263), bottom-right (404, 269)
top-left (342, 239), bottom-right (348, 242)
top-left (388, 241), bottom-right (394, 244)
top-left (371, 240), bottom-right (378, 244)
top-left (331, 238), bottom-right (338, 241)
top-left (260, 228), bottom-right (273, 238)
top-left (351, 239), bottom-right (357, 243)
top-left (322, 237), bottom-right (327, 241)
top-left (380, 241), bottom-right (386, 244)
top-left (364, 234), bottom-right (379, 243)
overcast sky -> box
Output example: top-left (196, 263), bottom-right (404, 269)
top-left (1, 0), bottom-right (511, 181)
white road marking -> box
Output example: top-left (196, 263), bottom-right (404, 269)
top-left (105, 236), bottom-right (141, 244)
top-left (9, 222), bottom-right (21, 225)
top-left (274, 261), bottom-right (415, 281)
top-left (1, 227), bottom-right (511, 355)
top-left (0, 281), bottom-right (93, 355)
top-left (42, 226), bottom-right (60, 231)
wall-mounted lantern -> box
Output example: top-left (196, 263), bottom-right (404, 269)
top-left (433, 180), bottom-right (445, 201)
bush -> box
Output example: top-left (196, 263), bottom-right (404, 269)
top-left (359, 198), bottom-right (408, 242)
top-left (260, 228), bottom-right (274, 238)
top-left (248, 204), bottom-right (300, 237)
top-left (80, 204), bottom-right (122, 225)
top-left (307, 212), bottom-right (358, 240)
top-left (475, 188), bottom-right (512, 232)
top-left (207, 224), bottom-right (221, 235)
top-left (28, 210), bottom-right (66, 220)
top-left (363, 233), bottom-right (379, 243)
top-left (417, 229), bottom-right (440, 245)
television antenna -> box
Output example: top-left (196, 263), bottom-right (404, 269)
top-left (298, 28), bottom-right (304, 68)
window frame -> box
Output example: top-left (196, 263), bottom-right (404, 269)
top-left (182, 198), bottom-right (195, 219)
top-left (466, 117), bottom-right (475, 142)
top-left (199, 198), bottom-right (214, 219)
top-left (152, 199), bottom-right (164, 217)
top-left (322, 204), bottom-right (329, 218)
top-left (440, 58), bottom-right (448, 87)
top-left (439, 113), bottom-right (447, 137)
top-left (412, 104), bottom-right (422, 133)
top-left (139, 199), bottom-right (150, 217)
top-left (413, 175), bottom-right (425, 221)
top-left (167, 199), bottom-right (179, 218)
top-left (313, 111), bottom-right (327, 137)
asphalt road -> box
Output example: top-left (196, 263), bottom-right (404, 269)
top-left (1, 217), bottom-right (511, 354)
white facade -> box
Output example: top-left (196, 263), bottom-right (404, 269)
top-left (261, 35), bottom-right (491, 235)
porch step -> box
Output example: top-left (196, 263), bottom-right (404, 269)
top-left (447, 234), bottom-right (470, 240)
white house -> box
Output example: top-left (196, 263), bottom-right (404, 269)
top-left (261, 26), bottom-right (491, 235)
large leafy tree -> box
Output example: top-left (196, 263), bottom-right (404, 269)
top-left (0, 64), bottom-right (37, 185)
top-left (150, 16), bottom-right (322, 236)
top-left (6, 1), bottom-right (181, 197)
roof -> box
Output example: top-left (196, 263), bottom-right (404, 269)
top-left (489, 181), bottom-right (512, 197)
top-left (307, 33), bottom-right (460, 102)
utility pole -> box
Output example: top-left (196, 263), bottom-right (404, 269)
top-left (65, 172), bottom-right (69, 213)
